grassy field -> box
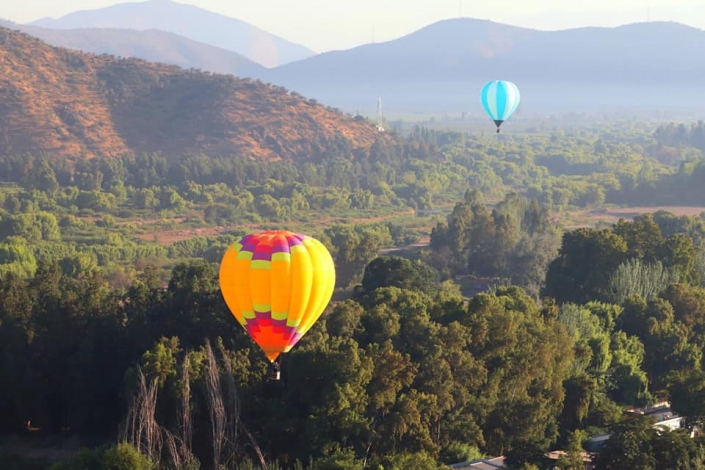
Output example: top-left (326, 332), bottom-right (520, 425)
top-left (557, 206), bottom-right (705, 230)
top-left (101, 203), bottom-right (705, 249)
top-left (123, 207), bottom-right (428, 245)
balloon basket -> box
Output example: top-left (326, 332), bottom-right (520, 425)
top-left (267, 358), bottom-right (282, 381)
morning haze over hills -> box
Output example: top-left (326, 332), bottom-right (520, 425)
top-left (269, 19), bottom-right (705, 114)
top-left (4, 0), bottom-right (705, 117)
top-left (28, 0), bottom-right (316, 67)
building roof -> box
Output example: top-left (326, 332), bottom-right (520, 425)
top-left (449, 457), bottom-right (505, 469)
top-left (545, 450), bottom-right (594, 462)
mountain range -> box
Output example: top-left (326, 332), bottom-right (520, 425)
top-left (28, 0), bottom-right (315, 68)
top-left (5, 1), bottom-right (705, 116)
top-left (0, 19), bottom-right (266, 79)
top-left (0, 27), bottom-right (389, 160)
top-left (266, 19), bottom-right (705, 114)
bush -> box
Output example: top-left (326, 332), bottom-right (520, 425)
top-left (100, 443), bottom-right (153, 470)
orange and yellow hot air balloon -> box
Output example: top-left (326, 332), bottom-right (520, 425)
top-left (218, 230), bottom-right (336, 363)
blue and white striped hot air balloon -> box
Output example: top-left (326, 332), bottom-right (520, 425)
top-left (480, 80), bottom-right (520, 133)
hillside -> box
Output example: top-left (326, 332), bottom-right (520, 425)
top-left (265, 18), bottom-right (705, 114)
top-left (0, 19), bottom-right (266, 79)
top-left (0, 27), bottom-right (390, 160)
top-left (28, 0), bottom-right (316, 68)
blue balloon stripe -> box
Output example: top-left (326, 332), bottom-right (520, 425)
top-left (480, 81), bottom-right (496, 120)
top-left (479, 80), bottom-right (520, 126)
top-left (495, 81), bottom-right (508, 120)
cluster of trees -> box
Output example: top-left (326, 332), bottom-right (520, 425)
top-left (2, 119), bottom-right (701, 287)
top-left (2, 119), bottom-right (705, 468)
top-left (3, 214), bottom-right (705, 469)
top-left (0, 189), bottom-right (415, 288)
top-left (428, 190), bottom-right (559, 296)
top-left (616, 158), bottom-right (705, 206)
top-left (544, 211), bottom-right (705, 304)
top-left (653, 121), bottom-right (705, 153)
top-left (2, 120), bottom-right (702, 228)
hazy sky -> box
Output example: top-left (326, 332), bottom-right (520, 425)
top-left (1, 0), bottom-right (704, 52)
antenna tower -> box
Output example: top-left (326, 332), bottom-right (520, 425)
top-left (376, 96), bottom-right (385, 132)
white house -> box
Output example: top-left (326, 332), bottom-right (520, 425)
top-left (587, 401), bottom-right (697, 450)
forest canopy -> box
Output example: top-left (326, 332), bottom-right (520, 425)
top-left (1, 121), bottom-right (705, 469)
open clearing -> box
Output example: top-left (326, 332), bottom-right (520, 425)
top-left (558, 206), bottom-right (705, 229)
top-left (132, 209), bottom-right (417, 245)
top-left (123, 205), bottom-right (705, 246)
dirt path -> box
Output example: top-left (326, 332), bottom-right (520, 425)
top-left (379, 236), bottom-right (431, 254)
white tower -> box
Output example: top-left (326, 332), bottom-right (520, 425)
top-left (376, 96), bottom-right (385, 132)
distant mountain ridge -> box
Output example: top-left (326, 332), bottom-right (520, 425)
top-left (28, 0), bottom-right (315, 68)
top-left (0, 19), bottom-right (266, 79)
top-left (10, 11), bottom-right (705, 115)
top-left (0, 26), bottom-right (389, 160)
top-left (264, 18), bottom-right (705, 114)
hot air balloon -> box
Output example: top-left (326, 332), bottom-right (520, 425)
top-left (480, 80), bottom-right (520, 133)
top-left (219, 230), bottom-right (336, 379)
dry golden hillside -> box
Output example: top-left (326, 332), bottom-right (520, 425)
top-left (0, 27), bottom-right (392, 160)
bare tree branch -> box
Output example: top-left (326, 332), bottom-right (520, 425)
top-left (204, 339), bottom-right (227, 470)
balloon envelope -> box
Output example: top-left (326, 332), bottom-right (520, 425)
top-left (480, 80), bottom-right (521, 129)
top-left (219, 230), bottom-right (336, 362)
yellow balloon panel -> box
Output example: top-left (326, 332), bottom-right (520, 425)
top-left (219, 230), bottom-right (336, 362)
